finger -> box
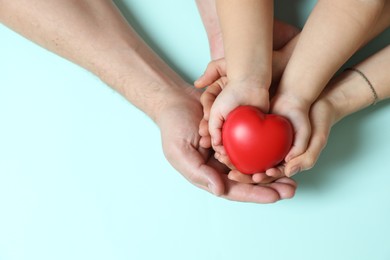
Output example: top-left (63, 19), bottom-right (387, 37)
top-left (199, 136), bottom-right (211, 149)
top-left (265, 164), bottom-right (286, 178)
top-left (208, 155), bottom-right (230, 174)
top-left (167, 143), bottom-right (225, 196)
top-left (209, 122), bottom-right (223, 148)
top-left (267, 177), bottom-right (297, 199)
top-left (222, 177), bottom-right (281, 203)
top-left (252, 173), bottom-right (270, 183)
top-left (208, 109), bottom-right (225, 148)
top-left (199, 117), bottom-right (211, 148)
top-left (285, 130), bottom-right (329, 177)
top-left (273, 176), bottom-right (298, 189)
top-left (285, 102), bottom-right (333, 176)
top-left (217, 153), bottom-right (234, 169)
top-left (285, 117), bottom-right (311, 163)
top-left (228, 170), bottom-right (254, 184)
top-left (213, 145), bottom-right (227, 164)
top-left (199, 118), bottom-right (209, 137)
top-left (214, 151), bottom-right (230, 168)
top-left (194, 59), bottom-right (227, 88)
top-left (200, 82), bottom-right (224, 121)
top-left (222, 175), bottom-right (297, 203)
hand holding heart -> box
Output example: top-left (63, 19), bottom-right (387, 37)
top-left (205, 79), bottom-right (271, 162)
top-left (223, 106), bottom-right (293, 174)
top-left (196, 67), bottom-right (294, 184)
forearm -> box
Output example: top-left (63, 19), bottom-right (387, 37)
top-left (0, 0), bottom-right (188, 122)
top-left (279, 0), bottom-right (385, 104)
top-left (195, 0), bottom-right (223, 59)
top-left (325, 45), bottom-right (390, 122)
top-left (216, 0), bottom-right (273, 86)
top-left (364, 0), bottom-right (390, 47)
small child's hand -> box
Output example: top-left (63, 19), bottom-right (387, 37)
top-left (271, 93), bottom-right (311, 176)
top-left (199, 82), bottom-right (281, 184)
top-left (196, 61), bottom-right (284, 184)
top-left (196, 59), bottom-right (270, 156)
top-left (283, 98), bottom-right (336, 177)
top-left (198, 76), bottom-right (227, 149)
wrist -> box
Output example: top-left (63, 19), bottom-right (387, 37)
top-left (228, 73), bottom-right (272, 91)
top-left (322, 70), bottom-right (374, 122)
top-left (96, 48), bottom-right (189, 123)
top-left (227, 57), bottom-right (272, 89)
top-left (272, 92), bottom-right (312, 112)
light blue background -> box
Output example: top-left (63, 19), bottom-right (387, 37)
top-left (1, 0), bottom-right (390, 259)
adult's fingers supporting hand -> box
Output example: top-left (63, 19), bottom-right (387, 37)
top-left (208, 111), bottom-right (224, 148)
top-left (200, 81), bottom-right (224, 121)
top-left (194, 59), bottom-right (227, 88)
top-left (199, 118), bottom-right (210, 138)
top-left (267, 177), bottom-right (297, 199)
top-left (222, 176), bottom-right (297, 203)
top-left (228, 170), bottom-right (255, 184)
top-left (265, 164), bottom-right (286, 178)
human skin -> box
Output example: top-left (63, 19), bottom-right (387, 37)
top-left (203, 0), bottom-right (274, 162)
top-left (271, 0), bottom-right (387, 177)
top-left (197, 44), bottom-right (390, 184)
top-left (0, 0), bottom-right (296, 202)
top-left (286, 45), bottom-right (390, 176)
top-left (195, 0), bottom-right (300, 60)
top-left (196, 0), bottom-right (390, 183)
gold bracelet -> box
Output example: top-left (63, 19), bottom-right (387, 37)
top-left (344, 67), bottom-right (379, 105)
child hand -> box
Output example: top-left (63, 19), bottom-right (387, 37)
top-left (196, 62), bottom-right (285, 184)
top-left (283, 97), bottom-right (336, 176)
top-left (196, 59), bottom-right (270, 156)
top-left (271, 93), bottom-right (312, 176)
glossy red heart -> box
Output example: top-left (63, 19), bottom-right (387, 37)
top-left (222, 106), bottom-right (293, 174)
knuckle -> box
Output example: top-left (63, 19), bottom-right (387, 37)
top-left (304, 153), bottom-right (317, 170)
top-left (315, 132), bottom-right (329, 148)
top-left (200, 92), bottom-right (208, 104)
top-left (206, 60), bottom-right (217, 70)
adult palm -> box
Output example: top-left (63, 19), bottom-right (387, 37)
top-left (157, 86), bottom-right (297, 203)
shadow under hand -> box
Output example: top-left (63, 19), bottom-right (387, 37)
top-left (274, 0), bottom-right (316, 29)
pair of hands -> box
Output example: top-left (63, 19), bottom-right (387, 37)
top-left (194, 17), bottom-right (314, 184)
top-left (157, 73), bottom-right (339, 203)
top-left (158, 19), bottom-right (338, 203)
top-left (157, 86), bottom-right (297, 203)
top-left (154, 20), bottom-right (303, 203)
top-left (195, 59), bottom-right (336, 184)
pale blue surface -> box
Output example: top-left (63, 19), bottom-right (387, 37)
top-left (1, 0), bottom-right (390, 259)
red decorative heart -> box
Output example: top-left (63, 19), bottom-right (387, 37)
top-left (222, 106), bottom-right (293, 174)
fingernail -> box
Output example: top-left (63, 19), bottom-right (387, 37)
top-left (289, 166), bottom-right (300, 177)
top-left (208, 183), bottom-right (217, 195)
top-left (194, 78), bottom-right (202, 85)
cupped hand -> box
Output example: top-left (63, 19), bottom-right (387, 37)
top-left (270, 93), bottom-right (311, 176)
top-left (157, 86), bottom-right (297, 202)
top-left (283, 98), bottom-right (336, 176)
top-left (195, 58), bottom-right (270, 157)
top-left (197, 74), bottom-right (288, 184)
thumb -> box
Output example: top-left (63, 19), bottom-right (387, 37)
top-left (194, 59), bottom-right (227, 89)
top-left (165, 143), bottom-right (225, 196)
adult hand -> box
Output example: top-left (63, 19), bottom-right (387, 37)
top-left (197, 74), bottom-right (287, 184)
top-left (157, 86), bottom-right (296, 202)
